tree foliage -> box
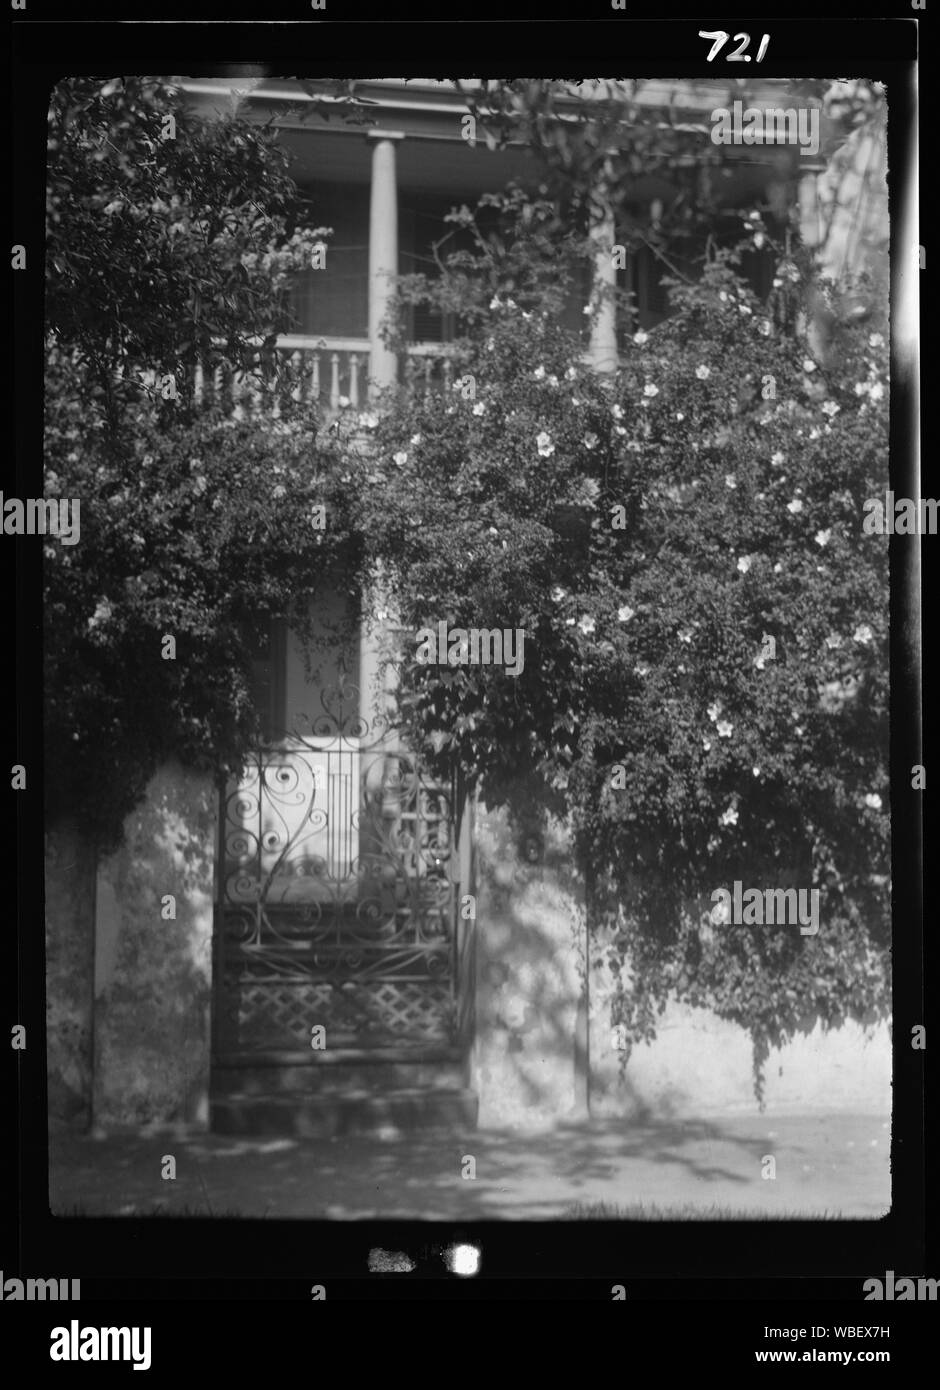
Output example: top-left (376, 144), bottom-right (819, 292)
top-left (46, 76), bottom-right (333, 430)
top-left (44, 77), bottom-right (358, 845)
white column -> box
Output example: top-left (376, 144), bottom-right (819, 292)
top-left (589, 195), bottom-right (618, 374)
top-left (367, 131), bottom-right (405, 397)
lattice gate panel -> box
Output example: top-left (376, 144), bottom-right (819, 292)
top-left (213, 674), bottom-right (464, 1059)
top-left (219, 979), bottom-right (455, 1053)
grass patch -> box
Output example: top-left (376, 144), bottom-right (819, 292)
top-left (54, 1202), bottom-right (267, 1219)
top-left (562, 1200), bottom-right (843, 1220)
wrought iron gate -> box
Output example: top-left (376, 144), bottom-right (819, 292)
top-left (213, 676), bottom-right (468, 1060)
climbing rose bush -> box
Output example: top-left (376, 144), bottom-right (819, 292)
top-left (360, 236), bottom-right (889, 1095)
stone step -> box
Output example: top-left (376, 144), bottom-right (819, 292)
top-left (210, 1086), bottom-right (478, 1138)
top-left (212, 1059), bottom-right (466, 1096)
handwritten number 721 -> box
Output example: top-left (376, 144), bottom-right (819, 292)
top-left (699, 31), bottom-right (770, 63)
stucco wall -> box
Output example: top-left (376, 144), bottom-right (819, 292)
top-left (92, 763), bottom-right (216, 1132)
top-left (471, 805), bottom-right (588, 1130)
top-left (472, 811), bottom-right (891, 1125)
top-left (589, 980), bottom-right (891, 1120)
top-left (45, 819), bottom-right (97, 1131)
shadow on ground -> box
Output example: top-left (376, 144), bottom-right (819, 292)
top-left (49, 1112), bottom-right (891, 1220)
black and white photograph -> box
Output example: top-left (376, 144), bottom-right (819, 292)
top-left (4, 12), bottom-right (928, 1332)
top-left (36, 70), bottom-right (904, 1226)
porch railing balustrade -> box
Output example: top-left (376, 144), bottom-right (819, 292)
top-left (189, 335), bottom-right (463, 420)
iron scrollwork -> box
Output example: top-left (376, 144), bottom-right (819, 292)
top-left (216, 669), bottom-right (460, 1052)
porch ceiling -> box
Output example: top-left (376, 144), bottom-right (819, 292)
top-left (182, 80), bottom-right (818, 207)
top-left (277, 125), bottom-right (806, 211)
top-left (278, 126), bottom-right (539, 198)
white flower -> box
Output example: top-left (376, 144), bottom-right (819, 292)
top-left (393, 451), bottom-right (408, 467)
top-left (716, 720), bottom-right (734, 738)
top-left (643, 383), bottom-right (659, 398)
top-left (472, 402), bottom-right (486, 416)
top-left (578, 615), bottom-right (596, 635)
top-left (707, 702), bottom-right (720, 723)
top-left (678, 627), bottom-right (693, 644)
top-left (821, 400), bottom-right (840, 417)
top-left (809, 427), bottom-right (822, 441)
top-left (489, 295), bottom-right (502, 310)
top-left (88, 599), bottom-right (112, 629)
top-left (825, 633), bottom-right (843, 650)
top-left (272, 484), bottom-right (286, 499)
top-left (702, 737), bottom-right (712, 751)
top-left (725, 474), bottom-right (737, 489)
top-left (410, 434), bottom-right (422, 445)
top-left (772, 277), bottom-right (783, 288)
top-left (633, 330), bottom-right (649, 345)
top-left (738, 303), bottom-right (752, 315)
top-left (737, 555), bottom-right (753, 573)
top-left (787, 499), bottom-right (804, 514)
top-left (536, 431), bottom-right (555, 458)
top-left (338, 395), bottom-right (350, 408)
top-left (718, 291), bottom-right (728, 302)
top-left (551, 586), bottom-right (567, 603)
top-left (635, 663), bottom-right (650, 676)
top-left (533, 365), bottom-right (546, 380)
top-left (869, 332), bottom-right (885, 348)
top-left (676, 412), bottom-right (685, 422)
top-left (864, 793), bottom-right (883, 810)
top-left (814, 529), bottom-right (832, 547)
top-left (773, 562), bottom-right (783, 573)
top-left (753, 233), bottom-right (766, 249)
top-left (752, 766), bottom-right (761, 777)
top-left (802, 359), bottom-right (816, 373)
top-left (565, 366), bottom-right (578, 380)
top-left (565, 617), bottom-right (576, 626)
top-left (617, 605), bottom-right (635, 623)
top-left (869, 382), bottom-right (884, 402)
top-left (759, 319), bottom-right (772, 336)
top-left (486, 338), bottom-right (495, 352)
top-left (583, 432), bottom-right (599, 450)
top-left (582, 304), bottom-right (593, 315)
top-left (695, 365), bottom-right (711, 381)
top-left (853, 624), bottom-right (874, 645)
top-left (719, 805), bottom-right (739, 827)
top-left (611, 404), bottom-right (624, 420)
